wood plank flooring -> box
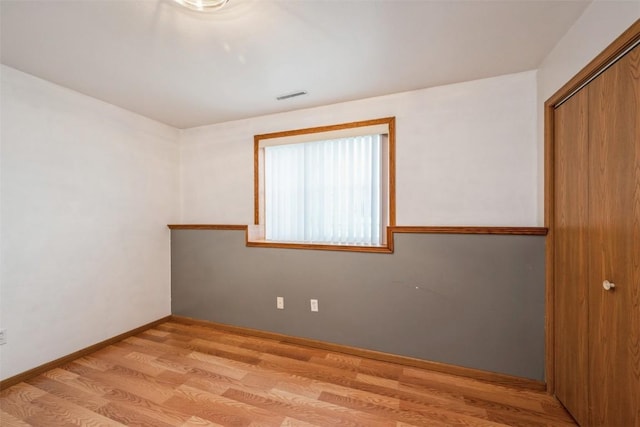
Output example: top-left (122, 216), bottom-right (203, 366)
top-left (0, 320), bottom-right (576, 426)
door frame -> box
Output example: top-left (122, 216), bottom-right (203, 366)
top-left (544, 19), bottom-right (640, 395)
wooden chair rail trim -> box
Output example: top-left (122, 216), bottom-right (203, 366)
top-left (167, 224), bottom-right (547, 253)
top-left (0, 315), bottom-right (172, 391)
top-left (167, 224), bottom-right (247, 230)
top-left (171, 315), bottom-right (546, 392)
top-left (388, 226), bottom-right (547, 235)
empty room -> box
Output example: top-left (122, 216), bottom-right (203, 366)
top-left (1, 0), bottom-right (638, 426)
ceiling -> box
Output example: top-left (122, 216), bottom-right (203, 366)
top-left (1, 0), bottom-right (591, 129)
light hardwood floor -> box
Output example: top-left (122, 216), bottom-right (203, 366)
top-left (0, 320), bottom-right (576, 426)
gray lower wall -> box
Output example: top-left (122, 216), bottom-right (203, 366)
top-left (171, 230), bottom-right (545, 380)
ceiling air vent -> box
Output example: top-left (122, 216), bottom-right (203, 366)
top-left (276, 91), bottom-right (308, 101)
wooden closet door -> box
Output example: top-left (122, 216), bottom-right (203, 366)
top-left (554, 88), bottom-right (590, 426)
top-left (587, 44), bottom-right (640, 427)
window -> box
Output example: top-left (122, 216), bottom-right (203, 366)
top-left (252, 117), bottom-right (395, 250)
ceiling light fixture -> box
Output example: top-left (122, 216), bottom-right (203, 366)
top-left (276, 91), bottom-right (308, 101)
top-left (173, 0), bottom-right (229, 12)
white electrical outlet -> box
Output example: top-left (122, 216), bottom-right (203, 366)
top-left (310, 299), bottom-right (319, 312)
top-left (276, 296), bottom-right (284, 310)
top-left (0, 329), bottom-right (6, 345)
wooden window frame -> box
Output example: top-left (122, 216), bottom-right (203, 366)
top-left (250, 117), bottom-right (396, 253)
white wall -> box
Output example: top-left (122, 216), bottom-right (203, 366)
top-left (181, 70), bottom-right (538, 227)
top-left (0, 65), bottom-right (180, 380)
top-left (536, 1), bottom-right (640, 223)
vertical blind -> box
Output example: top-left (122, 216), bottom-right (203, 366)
top-left (264, 134), bottom-right (382, 245)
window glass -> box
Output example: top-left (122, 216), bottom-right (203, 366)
top-left (264, 135), bottom-right (382, 245)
